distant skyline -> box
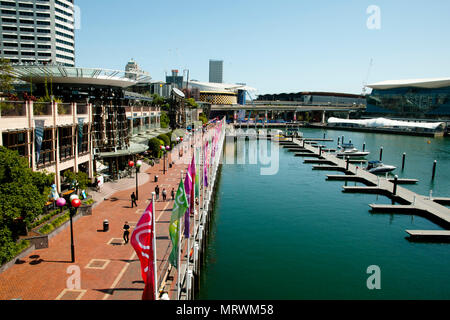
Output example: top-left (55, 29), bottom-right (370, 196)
top-left (75, 0), bottom-right (450, 96)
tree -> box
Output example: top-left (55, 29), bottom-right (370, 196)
top-left (148, 138), bottom-right (163, 158)
top-left (157, 134), bottom-right (170, 147)
top-left (151, 93), bottom-right (166, 107)
top-left (160, 111), bottom-right (170, 128)
top-left (185, 98), bottom-right (198, 108)
top-left (199, 113), bottom-right (208, 125)
top-left (0, 58), bottom-right (14, 96)
top-left (63, 170), bottom-right (89, 192)
top-left (0, 146), bottom-right (54, 264)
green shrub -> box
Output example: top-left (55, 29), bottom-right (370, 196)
top-left (148, 138), bottom-right (163, 158)
top-left (38, 212), bottom-right (70, 235)
top-left (157, 134), bottom-right (170, 148)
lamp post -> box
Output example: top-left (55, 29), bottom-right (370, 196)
top-left (129, 160), bottom-right (142, 200)
top-left (161, 145), bottom-right (170, 174)
top-left (56, 195), bottom-right (80, 263)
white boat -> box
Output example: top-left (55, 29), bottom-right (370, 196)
top-left (336, 143), bottom-right (370, 158)
top-left (365, 161), bottom-right (396, 174)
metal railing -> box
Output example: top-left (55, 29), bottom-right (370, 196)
top-left (0, 101), bottom-right (26, 117)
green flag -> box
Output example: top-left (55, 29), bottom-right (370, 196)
top-left (169, 179), bottom-right (189, 268)
top-left (195, 147), bottom-right (200, 198)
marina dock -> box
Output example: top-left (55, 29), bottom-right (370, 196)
top-left (281, 138), bottom-right (450, 237)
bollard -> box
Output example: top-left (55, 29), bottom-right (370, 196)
top-left (379, 147), bottom-right (383, 161)
top-left (393, 175), bottom-right (398, 195)
top-left (432, 160), bottom-right (437, 180)
top-left (402, 153), bottom-right (406, 170)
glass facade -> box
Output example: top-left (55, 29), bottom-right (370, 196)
top-left (366, 86), bottom-right (450, 118)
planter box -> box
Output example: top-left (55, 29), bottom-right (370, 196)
top-left (0, 244), bottom-right (35, 275)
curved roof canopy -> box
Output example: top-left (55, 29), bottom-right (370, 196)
top-left (9, 65), bottom-right (151, 88)
top-left (189, 80), bottom-right (257, 94)
top-left (368, 78), bottom-right (450, 90)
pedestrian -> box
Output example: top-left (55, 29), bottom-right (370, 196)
top-left (162, 188), bottom-right (167, 201)
top-left (131, 192), bottom-right (137, 208)
top-left (155, 185), bottom-right (160, 201)
top-left (123, 221), bottom-right (130, 244)
top-left (171, 188), bottom-right (175, 200)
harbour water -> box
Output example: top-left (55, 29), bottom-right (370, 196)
top-left (197, 128), bottom-right (450, 300)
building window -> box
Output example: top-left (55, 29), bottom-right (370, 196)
top-left (2, 26), bottom-right (17, 31)
top-left (78, 124), bottom-right (89, 155)
top-left (36, 128), bottom-right (55, 168)
top-left (2, 17), bottom-right (17, 23)
top-left (1, 1), bottom-right (16, 7)
top-left (19, 11), bottom-right (34, 16)
top-left (20, 27), bottom-right (35, 32)
top-left (2, 34), bottom-right (18, 39)
top-left (58, 126), bottom-right (73, 161)
top-left (2, 130), bottom-right (32, 167)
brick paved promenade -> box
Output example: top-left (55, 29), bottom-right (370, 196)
top-left (0, 146), bottom-right (191, 300)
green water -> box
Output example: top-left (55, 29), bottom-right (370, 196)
top-left (197, 129), bottom-right (450, 300)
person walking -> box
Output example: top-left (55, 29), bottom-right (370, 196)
top-left (162, 188), bottom-right (167, 201)
top-left (155, 185), bottom-right (160, 201)
top-left (131, 192), bottom-right (137, 208)
top-left (123, 221), bottom-right (130, 244)
top-left (171, 188), bottom-right (175, 200)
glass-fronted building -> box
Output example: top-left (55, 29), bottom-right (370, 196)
top-left (366, 78), bottom-right (450, 118)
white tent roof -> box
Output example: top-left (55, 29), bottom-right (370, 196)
top-left (328, 117), bottom-right (444, 130)
top-left (188, 80), bottom-right (257, 94)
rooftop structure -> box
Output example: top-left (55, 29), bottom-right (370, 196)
top-left (366, 77), bottom-right (450, 118)
top-left (0, 0), bottom-right (76, 66)
top-left (9, 65), bottom-right (151, 88)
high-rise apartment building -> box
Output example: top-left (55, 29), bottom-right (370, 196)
top-left (0, 0), bottom-right (75, 66)
top-left (209, 59), bottom-right (223, 83)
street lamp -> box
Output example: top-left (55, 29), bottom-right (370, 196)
top-left (56, 195), bottom-right (80, 263)
top-left (135, 160), bottom-right (142, 200)
top-left (161, 145), bottom-right (170, 174)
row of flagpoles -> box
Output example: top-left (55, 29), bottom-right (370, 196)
top-left (131, 117), bottom-right (226, 300)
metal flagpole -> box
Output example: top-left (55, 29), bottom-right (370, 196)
top-left (152, 192), bottom-right (158, 299)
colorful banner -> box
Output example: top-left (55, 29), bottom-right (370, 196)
top-left (169, 180), bottom-right (188, 268)
top-left (131, 201), bottom-right (156, 300)
top-left (34, 120), bottom-right (45, 165)
top-left (184, 155), bottom-right (196, 239)
top-left (78, 118), bottom-right (84, 153)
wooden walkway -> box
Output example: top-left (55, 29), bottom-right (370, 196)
top-left (281, 139), bottom-right (450, 240)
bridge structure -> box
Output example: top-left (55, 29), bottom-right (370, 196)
top-left (210, 100), bottom-right (366, 123)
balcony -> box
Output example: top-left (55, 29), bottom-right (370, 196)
top-left (0, 101), bottom-right (27, 117)
top-left (33, 102), bottom-right (53, 116)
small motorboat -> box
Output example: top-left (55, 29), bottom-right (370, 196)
top-left (336, 143), bottom-right (370, 158)
top-left (365, 161), bottom-right (396, 174)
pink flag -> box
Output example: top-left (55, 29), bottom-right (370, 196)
top-left (184, 155), bottom-right (196, 238)
top-left (204, 141), bottom-right (209, 187)
top-left (131, 201), bottom-right (156, 300)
